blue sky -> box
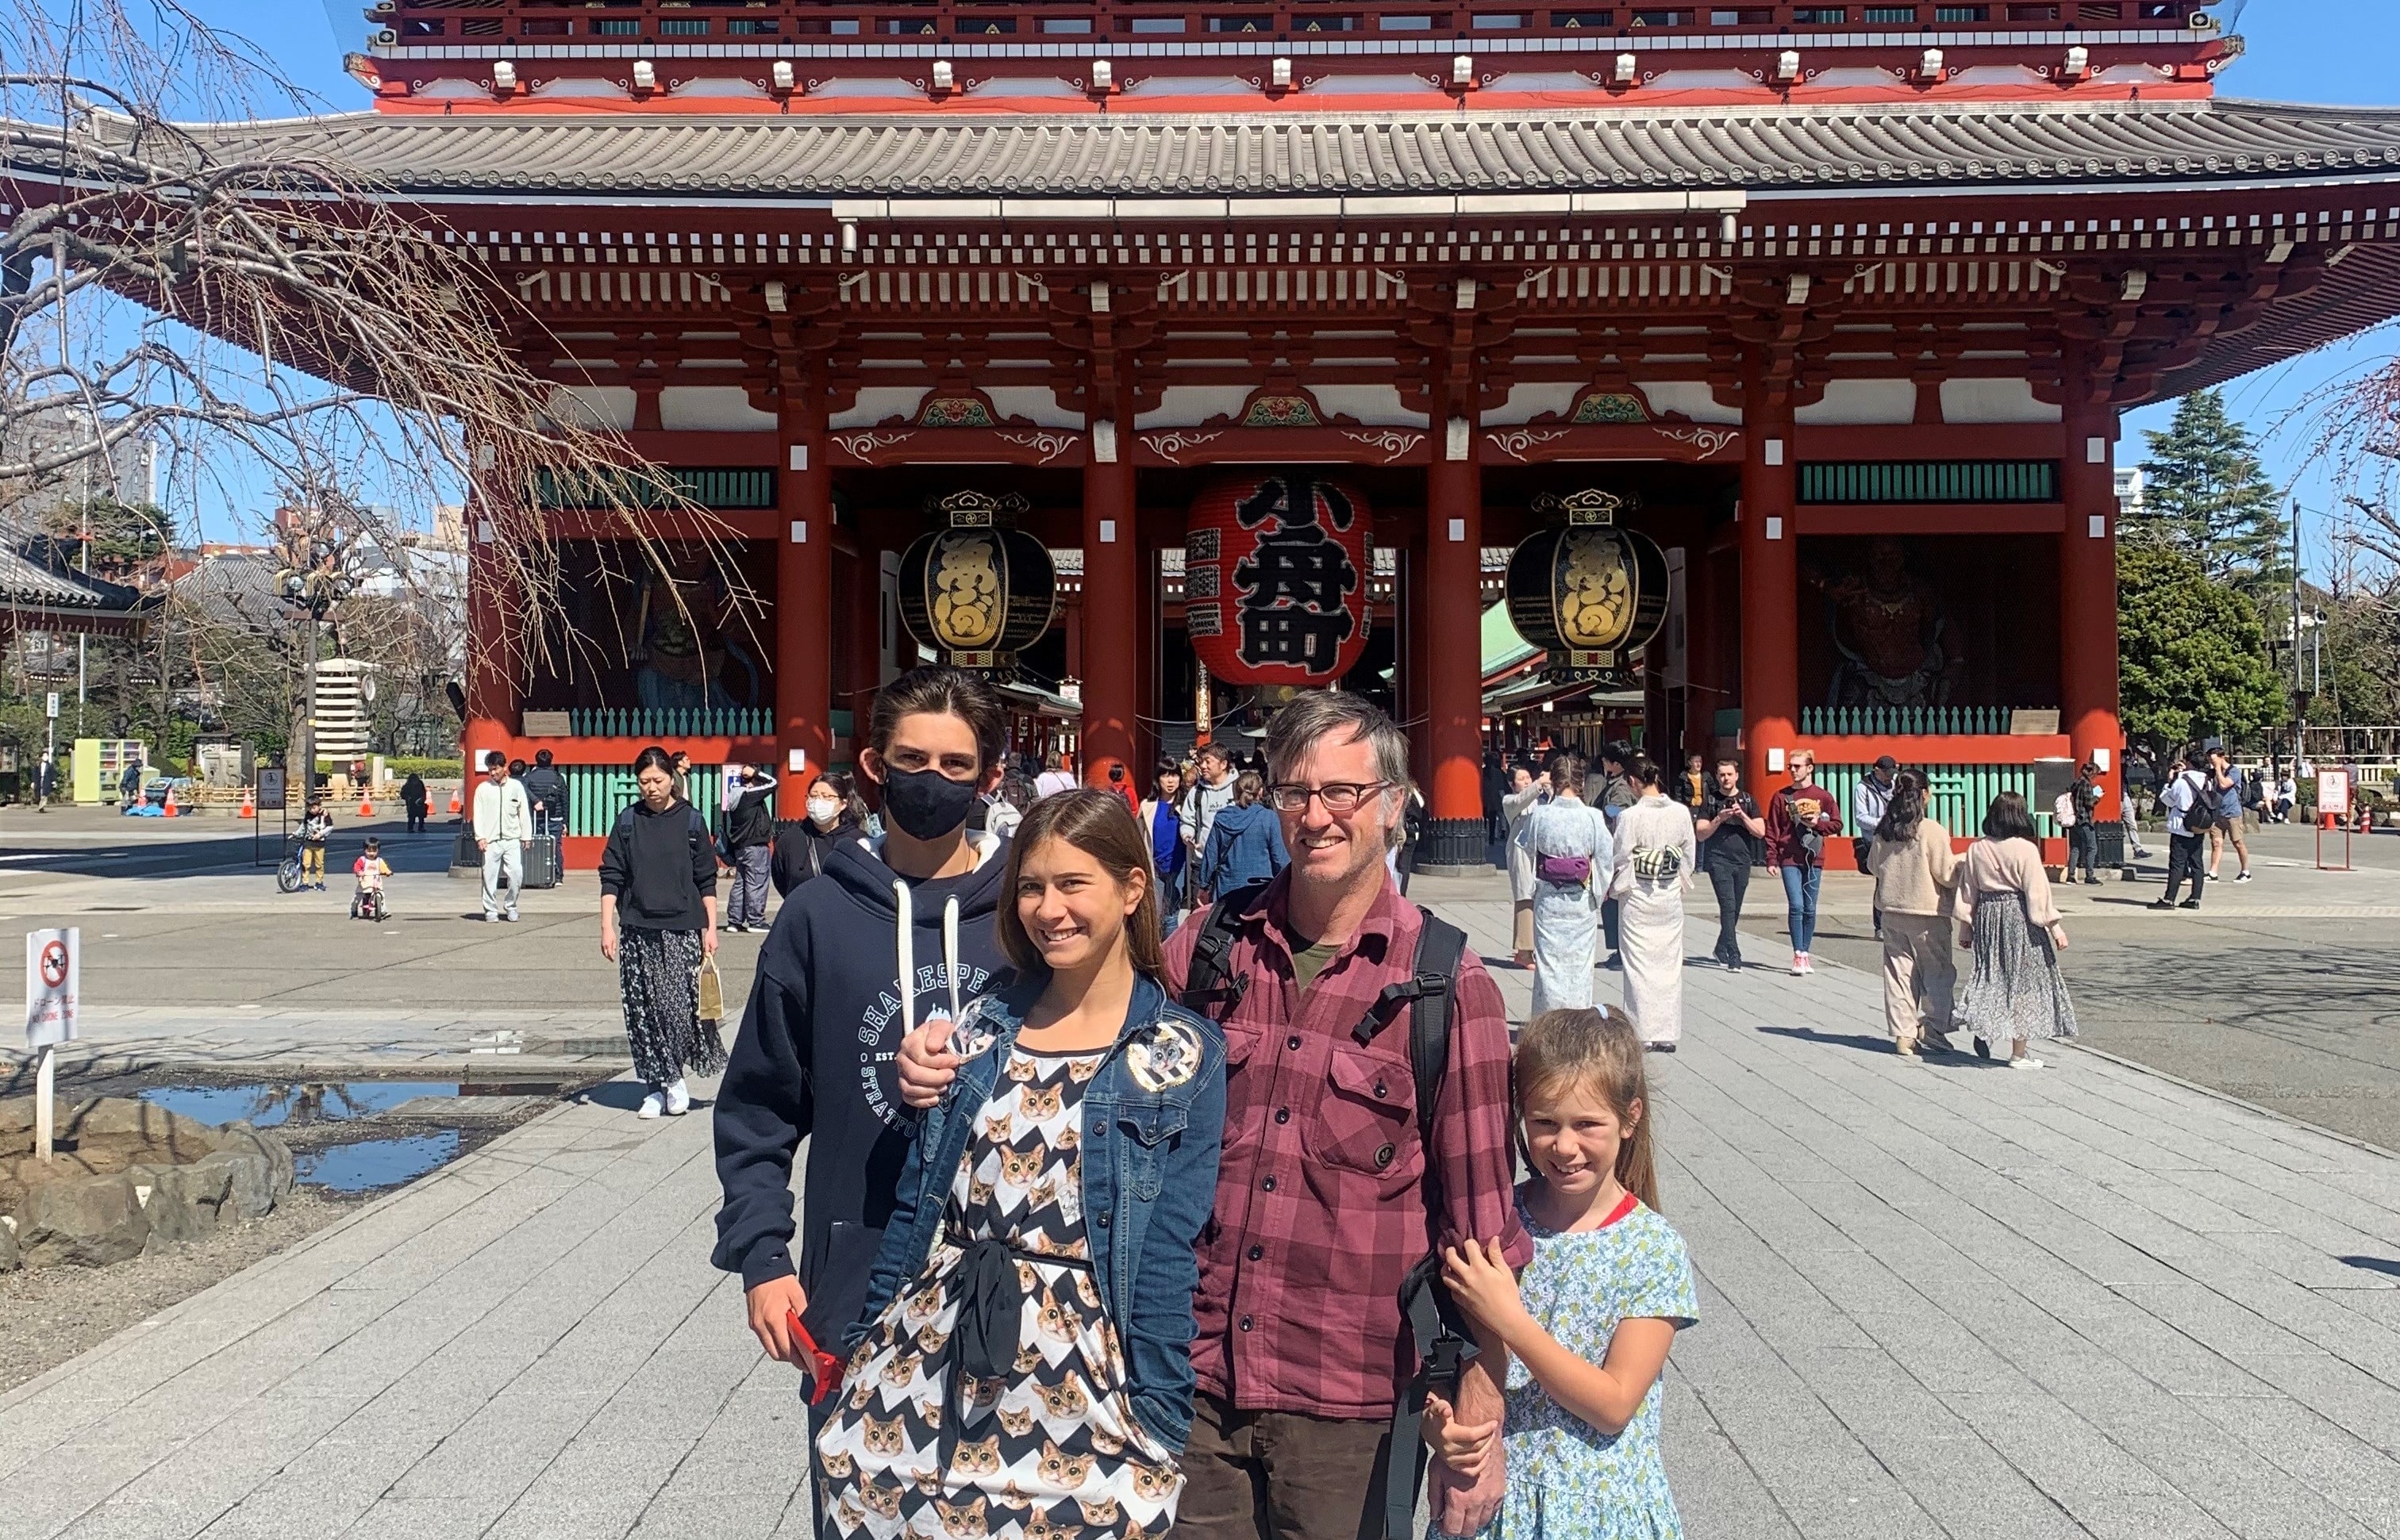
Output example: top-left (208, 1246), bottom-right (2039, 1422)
top-left (163, 2), bottom-right (2400, 566)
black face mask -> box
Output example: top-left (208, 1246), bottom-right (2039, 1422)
top-left (880, 765), bottom-right (980, 842)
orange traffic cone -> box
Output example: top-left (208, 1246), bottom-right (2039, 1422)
top-left (162, 784), bottom-right (179, 818)
top-left (239, 787), bottom-right (256, 819)
top-left (448, 788), bottom-right (463, 814)
top-left (358, 791), bottom-right (375, 818)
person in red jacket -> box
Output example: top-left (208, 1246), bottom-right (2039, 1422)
top-left (1764, 748), bottom-right (1844, 976)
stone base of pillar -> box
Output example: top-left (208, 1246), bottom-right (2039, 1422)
top-left (1414, 816), bottom-right (1491, 876)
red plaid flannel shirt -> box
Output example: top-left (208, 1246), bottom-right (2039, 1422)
top-left (1161, 872), bottom-right (1533, 1420)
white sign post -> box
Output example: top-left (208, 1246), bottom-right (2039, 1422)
top-left (2317, 770), bottom-right (2353, 873)
top-left (25, 927), bottom-right (79, 1162)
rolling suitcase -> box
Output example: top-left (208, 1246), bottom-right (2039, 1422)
top-left (520, 831), bottom-right (562, 890)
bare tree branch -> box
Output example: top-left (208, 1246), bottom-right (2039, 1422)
top-left (0, 0), bottom-right (760, 699)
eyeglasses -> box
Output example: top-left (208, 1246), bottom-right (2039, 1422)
top-left (1266, 780), bottom-right (1390, 814)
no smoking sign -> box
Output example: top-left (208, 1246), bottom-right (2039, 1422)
top-left (25, 927), bottom-right (79, 1050)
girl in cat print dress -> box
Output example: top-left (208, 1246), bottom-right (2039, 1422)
top-left (821, 791), bottom-right (1226, 1540)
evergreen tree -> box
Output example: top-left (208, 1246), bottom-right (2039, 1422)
top-left (2117, 540), bottom-right (2287, 760)
top-left (2136, 388), bottom-right (2292, 607)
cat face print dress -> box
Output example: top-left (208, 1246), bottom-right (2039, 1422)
top-left (817, 1048), bottom-right (1183, 1540)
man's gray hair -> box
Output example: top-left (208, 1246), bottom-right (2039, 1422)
top-left (1263, 692), bottom-right (1411, 793)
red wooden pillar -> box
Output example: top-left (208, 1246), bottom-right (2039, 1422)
top-left (2060, 363), bottom-right (2124, 812)
top-left (462, 489), bottom-right (520, 771)
top-left (778, 367), bottom-right (833, 804)
top-left (1081, 386), bottom-right (1139, 788)
top-left (1421, 381), bottom-right (1486, 871)
top-left (1740, 360), bottom-right (1800, 798)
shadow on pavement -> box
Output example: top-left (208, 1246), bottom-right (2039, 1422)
top-left (571, 1080), bottom-right (713, 1116)
top-left (2339, 1254), bottom-right (2400, 1279)
top-left (1756, 1023), bottom-right (1898, 1055)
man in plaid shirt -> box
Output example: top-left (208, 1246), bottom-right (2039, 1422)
top-left (902, 693), bottom-right (1529, 1540)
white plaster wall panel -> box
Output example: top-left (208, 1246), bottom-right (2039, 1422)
top-left (1311, 385), bottom-right (1432, 428)
top-left (982, 386), bottom-right (1083, 429)
top-left (1137, 385), bottom-right (1254, 429)
top-left (832, 386), bottom-right (929, 429)
top-left (1795, 379), bottom-right (1917, 425)
top-left (659, 386), bottom-right (776, 433)
top-left (545, 386), bottom-right (635, 432)
top-left (1482, 382), bottom-right (1581, 427)
top-left (1941, 378), bottom-right (2062, 424)
top-left (1634, 382), bottom-right (1740, 424)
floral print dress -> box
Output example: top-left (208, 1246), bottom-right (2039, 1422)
top-left (1458, 1187), bottom-right (1699, 1540)
top-left (817, 1048), bottom-right (1183, 1540)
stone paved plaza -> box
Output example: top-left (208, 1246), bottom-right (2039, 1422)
top-left (2, 870), bottom-right (2397, 1539)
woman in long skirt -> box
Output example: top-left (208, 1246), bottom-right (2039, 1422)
top-left (1608, 755), bottom-right (1698, 1050)
top-left (1954, 791), bottom-right (2078, 1069)
top-left (598, 746), bottom-right (729, 1117)
top-left (1525, 751), bottom-right (1617, 1016)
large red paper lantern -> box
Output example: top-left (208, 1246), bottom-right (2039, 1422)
top-left (1183, 471), bottom-right (1374, 686)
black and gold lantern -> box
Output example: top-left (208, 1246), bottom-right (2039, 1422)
top-left (1505, 488), bottom-right (1669, 686)
top-left (895, 490), bottom-right (1057, 680)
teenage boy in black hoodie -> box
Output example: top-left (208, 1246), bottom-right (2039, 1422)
top-left (712, 667), bottom-right (1014, 1423)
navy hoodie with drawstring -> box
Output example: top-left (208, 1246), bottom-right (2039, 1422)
top-left (712, 829), bottom-right (1013, 1346)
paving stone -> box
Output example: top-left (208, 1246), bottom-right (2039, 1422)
top-left (6, 884), bottom-right (2398, 1539)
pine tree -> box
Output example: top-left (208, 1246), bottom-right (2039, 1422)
top-left (2117, 540), bottom-right (2287, 760)
top-left (2135, 389), bottom-right (2292, 608)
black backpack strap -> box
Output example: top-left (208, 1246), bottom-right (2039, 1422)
top-left (1378, 908), bottom-right (1475, 1540)
top-left (1178, 879), bottom-right (1269, 1018)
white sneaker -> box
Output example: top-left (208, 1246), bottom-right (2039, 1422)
top-left (1798, 953), bottom-right (1814, 975)
top-left (2011, 1056), bottom-right (2045, 1071)
top-left (638, 1092), bottom-right (665, 1119)
top-left (664, 1080), bottom-right (691, 1116)
top-left (2234, 871), bottom-right (2252, 883)
top-left (1791, 952), bottom-right (1806, 976)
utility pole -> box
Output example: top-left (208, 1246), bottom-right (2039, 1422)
top-left (2290, 497), bottom-right (2304, 770)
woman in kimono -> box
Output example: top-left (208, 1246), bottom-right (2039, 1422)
top-left (1607, 755), bottom-right (1698, 1051)
top-left (1525, 751), bottom-right (1617, 1016)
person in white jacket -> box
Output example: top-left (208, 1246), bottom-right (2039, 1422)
top-left (1502, 760), bottom-right (1548, 965)
top-left (1607, 755), bottom-right (1698, 1050)
top-left (471, 750), bottom-right (534, 923)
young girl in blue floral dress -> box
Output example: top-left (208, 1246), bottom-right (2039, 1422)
top-left (1429, 1005), bottom-right (1698, 1540)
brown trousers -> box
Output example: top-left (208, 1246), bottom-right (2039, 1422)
top-left (1176, 1392), bottom-right (1396, 1540)
top-left (1881, 912), bottom-right (1956, 1043)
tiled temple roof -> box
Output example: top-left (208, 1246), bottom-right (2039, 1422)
top-left (146, 97), bottom-right (2400, 204)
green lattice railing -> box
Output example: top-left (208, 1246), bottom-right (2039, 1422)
top-left (1817, 761), bottom-right (2058, 839)
top-left (1798, 459), bottom-right (2057, 504)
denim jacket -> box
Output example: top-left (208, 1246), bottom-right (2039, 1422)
top-left (848, 973), bottom-right (1227, 1451)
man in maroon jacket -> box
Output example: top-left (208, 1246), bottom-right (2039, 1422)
top-left (1764, 747), bottom-right (1844, 975)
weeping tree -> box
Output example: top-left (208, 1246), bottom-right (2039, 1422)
top-left (0, 0), bottom-right (749, 770)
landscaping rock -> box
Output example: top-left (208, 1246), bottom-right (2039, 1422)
top-left (60, 1099), bottom-right (218, 1163)
top-left (133, 1160), bottom-right (235, 1245)
top-left (213, 1123), bottom-right (295, 1201)
top-left (18, 1172), bottom-right (151, 1267)
top-left (190, 1146), bottom-right (277, 1221)
top-left (0, 1216), bottom-right (18, 1273)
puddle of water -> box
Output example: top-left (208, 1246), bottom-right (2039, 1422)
top-left (292, 1132), bottom-right (461, 1193)
top-left (137, 1081), bottom-right (460, 1130)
